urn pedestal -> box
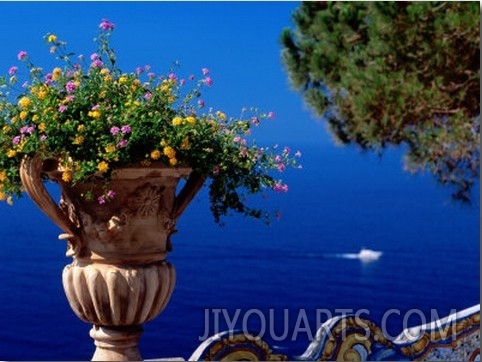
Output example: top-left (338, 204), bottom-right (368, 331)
top-left (20, 155), bottom-right (205, 361)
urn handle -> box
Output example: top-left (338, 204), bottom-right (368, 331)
top-left (172, 171), bottom-right (206, 220)
top-left (19, 154), bottom-right (78, 236)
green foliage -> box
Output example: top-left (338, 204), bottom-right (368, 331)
top-left (281, 1), bottom-right (480, 201)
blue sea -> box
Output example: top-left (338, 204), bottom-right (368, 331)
top-left (0, 144), bottom-right (479, 360)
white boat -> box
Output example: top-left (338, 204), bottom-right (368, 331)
top-left (357, 248), bottom-right (382, 261)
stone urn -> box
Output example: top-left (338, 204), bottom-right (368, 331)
top-left (19, 154), bottom-right (205, 361)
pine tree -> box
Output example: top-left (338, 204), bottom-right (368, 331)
top-left (281, 2), bottom-right (480, 201)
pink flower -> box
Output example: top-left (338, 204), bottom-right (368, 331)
top-left (168, 73), bottom-right (177, 80)
top-left (277, 163), bottom-right (286, 172)
top-left (117, 139), bottom-right (128, 148)
top-left (98, 196), bottom-right (106, 205)
top-left (90, 53), bottom-right (99, 61)
top-left (8, 66), bottom-right (17, 75)
top-left (106, 190), bottom-right (116, 199)
top-left (66, 95), bottom-right (75, 102)
top-left (283, 147), bottom-right (291, 155)
top-left (144, 92), bottom-right (152, 100)
top-left (91, 104), bottom-right (100, 110)
top-left (295, 151), bottom-right (302, 158)
top-left (91, 59), bottom-right (103, 68)
top-left (204, 77), bottom-right (213, 86)
top-left (147, 72), bottom-right (155, 78)
top-left (121, 125), bottom-right (131, 134)
top-left (268, 111), bottom-right (275, 119)
top-left (65, 81), bottom-right (76, 93)
top-left (273, 183), bottom-right (288, 192)
top-left (99, 19), bottom-right (115, 31)
top-left (17, 51), bottom-right (27, 60)
top-left (58, 105), bottom-right (67, 113)
top-left (136, 67), bottom-right (144, 75)
top-left (40, 135), bottom-right (47, 141)
top-left (180, 79), bottom-right (186, 86)
top-left (202, 68), bottom-right (210, 75)
top-left (20, 126), bottom-right (34, 134)
top-left (110, 126), bottom-right (120, 134)
top-left (12, 136), bottom-right (21, 145)
top-left (198, 99), bottom-right (205, 108)
top-left (274, 155), bottom-right (282, 163)
top-left (212, 165), bottom-right (220, 175)
top-left (251, 117), bottom-right (259, 126)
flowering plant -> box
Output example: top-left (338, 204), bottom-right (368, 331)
top-left (0, 19), bottom-right (300, 223)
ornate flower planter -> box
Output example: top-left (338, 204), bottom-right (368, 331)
top-left (20, 154), bottom-right (205, 361)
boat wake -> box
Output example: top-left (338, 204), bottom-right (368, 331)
top-left (325, 248), bottom-right (383, 262)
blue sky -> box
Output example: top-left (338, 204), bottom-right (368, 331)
top-left (0, 1), bottom-right (331, 146)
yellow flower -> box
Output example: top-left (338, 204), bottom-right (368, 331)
top-left (169, 157), bottom-right (178, 166)
top-left (216, 111), bottom-right (227, 121)
top-left (19, 111), bottom-right (28, 120)
top-left (163, 146), bottom-right (176, 159)
top-left (38, 122), bottom-right (46, 132)
top-left (160, 85), bottom-right (170, 93)
top-left (160, 139), bottom-right (167, 147)
top-left (47, 34), bottom-right (57, 43)
top-left (97, 161), bottom-right (109, 173)
top-left (0, 192), bottom-right (5, 201)
top-left (168, 96), bottom-right (175, 103)
top-left (172, 116), bottom-right (183, 126)
top-left (118, 76), bottom-right (128, 84)
top-left (104, 75), bottom-right (112, 83)
top-left (7, 150), bottom-right (17, 158)
top-left (32, 115), bottom-right (39, 122)
top-left (2, 126), bottom-right (11, 132)
top-left (0, 171), bottom-right (6, 182)
top-left (62, 171), bottom-right (73, 183)
top-left (181, 137), bottom-right (191, 150)
top-left (77, 124), bottom-right (85, 132)
top-left (100, 68), bottom-right (110, 75)
top-left (18, 96), bottom-right (31, 109)
top-left (132, 79), bottom-right (140, 89)
top-left (185, 116), bottom-right (196, 125)
top-left (88, 110), bottom-right (101, 119)
top-left (73, 136), bottom-right (84, 145)
top-left (150, 150), bottom-right (161, 160)
top-left (105, 144), bottom-right (116, 153)
top-left (52, 67), bottom-right (62, 81)
top-left (37, 90), bottom-right (48, 100)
